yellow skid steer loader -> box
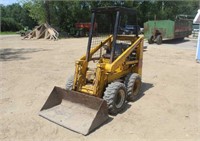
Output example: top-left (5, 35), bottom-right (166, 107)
top-left (39, 7), bottom-right (144, 135)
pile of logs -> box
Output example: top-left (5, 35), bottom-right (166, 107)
top-left (23, 23), bottom-right (59, 40)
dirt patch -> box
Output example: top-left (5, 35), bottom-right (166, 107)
top-left (0, 35), bottom-right (200, 141)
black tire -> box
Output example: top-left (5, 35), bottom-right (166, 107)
top-left (125, 73), bottom-right (142, 101)
top-left (103, 82), bottom-right (127, 115)
top-left (65, 75), bottom-right (74, 90)
top-left (148, 36), bottom-right (154, 44)
top-left (156, 35), bottom-right (162, 45)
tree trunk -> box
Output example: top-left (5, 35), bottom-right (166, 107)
top-left (44, 0), bottom-right (51, 25)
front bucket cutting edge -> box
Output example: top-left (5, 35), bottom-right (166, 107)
top-left (39, 86), bottom-right (109, 135)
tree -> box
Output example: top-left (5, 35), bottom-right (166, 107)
top-left (1, 0), bottom-right (199, 32)
top-left (0, 3), bottom-right (37, 31)
top-left (23, 0), bottom-right (46, 24)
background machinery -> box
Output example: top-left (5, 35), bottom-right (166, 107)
top-left (70, 22), bottom-right (97, 37)
top-left (144, 15), bottom-right (192, 44)
top-left (39, 7), bottom-right (144, 135)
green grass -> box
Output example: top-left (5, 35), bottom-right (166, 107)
top-left (0, 32), bottom-right (16, 35)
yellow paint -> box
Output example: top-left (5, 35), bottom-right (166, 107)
top-left (72, 35), bottom-right (144, 98)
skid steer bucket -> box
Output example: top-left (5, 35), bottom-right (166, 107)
top-left (39, 86), bottom-right (109, 135)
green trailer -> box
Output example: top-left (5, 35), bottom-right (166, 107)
top-left (144, 18), bottom-right (192, 44)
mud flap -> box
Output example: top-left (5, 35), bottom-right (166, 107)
top-left (39, 86), bottom-right (109, 135)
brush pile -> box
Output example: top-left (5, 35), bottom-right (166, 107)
top-left (23, 23), bottom-right (59, 40)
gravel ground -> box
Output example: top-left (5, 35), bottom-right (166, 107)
top-left (0, 35), bottom-right (200, 141)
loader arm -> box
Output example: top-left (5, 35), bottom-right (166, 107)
top-left (73, 35), bottom-right (113, 92)
top-left (105, 35), bottom-right (144, 75)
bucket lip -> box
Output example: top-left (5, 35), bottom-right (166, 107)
top-left (39, 108), bottom-right (109, 136)
top-left (39, 112), bottom-right (89, 135)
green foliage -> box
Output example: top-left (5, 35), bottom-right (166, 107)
top-left (23, 0), bottom-right (46, 24)
top-left (1, 17), bottom-right (23, 31)
top-left (1, 0), bottom-right (199, 32)
top-left (0, 32), bottom-right (16, 35)
top-left (0, 3), bottom-right (37, 31)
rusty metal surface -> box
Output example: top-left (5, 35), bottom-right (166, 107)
top-left (39, 86), bottom-right (109, 135)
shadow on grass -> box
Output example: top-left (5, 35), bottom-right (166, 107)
top-left (0, 48), bottom-right (49, 61)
